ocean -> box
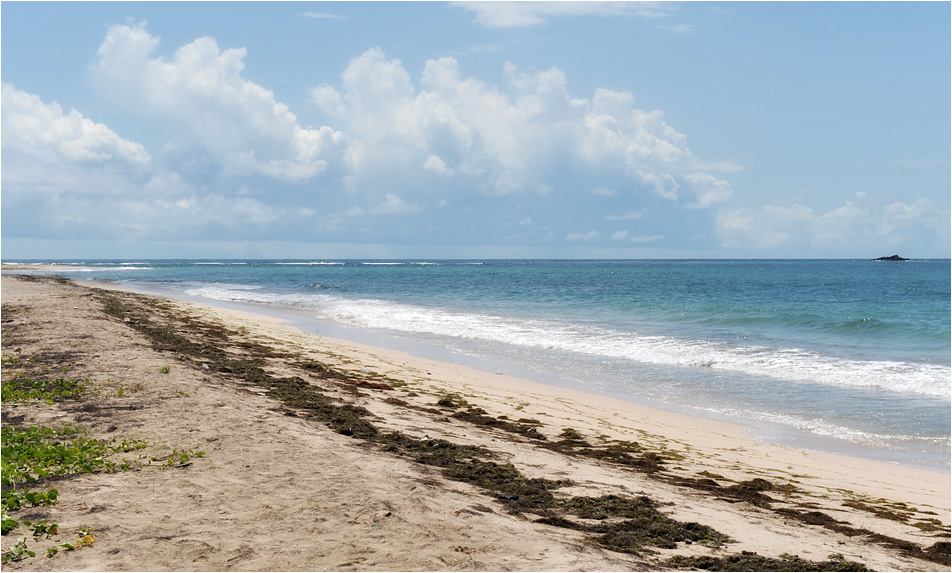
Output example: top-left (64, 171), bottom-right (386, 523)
top-left (8, 259), bottom-right (950, 471)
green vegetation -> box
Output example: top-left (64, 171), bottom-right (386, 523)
top-left (0, 421), bottom-right (183, 562)
top-left (0, 423), bottom-right (143, 557)
top-left (2, 537), bottom-right (35, 562)
top-left (1, 375), bottom-right (88, 404)
top-left (2, 487), bottom-right (59, 513)
top-left (1, 512), bottom-right (19, 536)
top-left (22, 519), bottom-right (58, 540)
top-left (148, 447), bottom-right (205, 468)
top-left (1, 425), bottom-right (148, 486)
top-left (38, 527), bottom-right (96, 559)
top-left (0, 309), bottom-right (202, 565)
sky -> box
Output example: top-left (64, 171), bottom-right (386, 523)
top-left (1, 1), bottom-right (949, 260)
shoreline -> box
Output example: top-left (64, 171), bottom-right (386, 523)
top-left (1, 274), bottom-right (949, 571)
top-left (87, 275), bottom-right (951, 473)
top-left (97, 278), bottom-right (952, 484)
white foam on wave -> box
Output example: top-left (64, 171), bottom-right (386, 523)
top-left (701, 406), bottom-right (952, 449)
top-left (3, 262), bottom-right (72, 266)
top-left (59, 266), bottom-right (153, 272)
top-left (356, 261), bottom-right (443, 266)
top-left (183, 283), bottom-right (266, 299)
top-left (274, 262), bottom-right (344, 265)
top-left (182, 285), bottom-right (952, 399)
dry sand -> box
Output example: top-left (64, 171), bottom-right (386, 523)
top-left (1, 273), bottom-right (949, 571)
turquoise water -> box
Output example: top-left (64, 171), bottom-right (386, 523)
top-left (10, 259), bottom-right (950, 469)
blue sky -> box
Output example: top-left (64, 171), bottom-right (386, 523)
top-left (2, 1), bottom-right (949, 259)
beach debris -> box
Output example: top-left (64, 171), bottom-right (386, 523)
top-left (436, 396), bottom-right (460, 408)
top-left (347, 380), bottom-right (393, 390)
top-left (418, 435), bottom-right (432, 442)
top-left (372, 510), bottom-right (392, 522)
top-left (202, 363), bottom-right (209, 369)
top-left (456, 504), bottom-right (495, 517)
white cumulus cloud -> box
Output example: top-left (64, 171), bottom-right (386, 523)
top-left (683, 172), bottom-right (732, 209)
top-left (311, 47), bottom-right (722, 212)
top-left (1, 83), bottom-right (150, 167)
top-left (92, 22), bottom-right (348, 181)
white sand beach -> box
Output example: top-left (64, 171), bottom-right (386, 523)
top-left (1, 274), bottom-right (948, 571)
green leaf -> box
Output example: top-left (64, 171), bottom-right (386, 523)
top-left (1, 515), bottom-right (19, 535)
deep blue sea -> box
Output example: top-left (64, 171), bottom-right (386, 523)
top-left (7, 259), bottom-right (950, 470)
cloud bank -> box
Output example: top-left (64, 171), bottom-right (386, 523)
top-left (715, 194), bottom-right (951, 254)
top-left (311, 47), bottom-right (729, 210)
top-left (2, 21), bottom-right (947, 257)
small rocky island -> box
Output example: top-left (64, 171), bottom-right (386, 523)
top-left (873, 255), bottom-right (909, 261)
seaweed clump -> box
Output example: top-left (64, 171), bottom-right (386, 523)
top-left (772, 508), bottom-right (951, 566)
top-left (666, 475), bottom-right (778, 508)
top-left (450, 406), bottom-right (547, 441)
top-left (667, 551), bottom-right (869, 572)
top-left (537, 494), bottom-right (730, 554)
top-left (544, 428), bottom-right (668, 473)
top-left (924, 541), bottom-right (952, 566)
